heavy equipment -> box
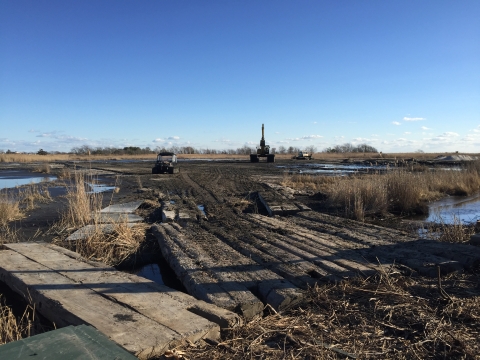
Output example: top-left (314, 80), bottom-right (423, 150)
top-left (250, 124), bottom-right (275, 163)
top-left (152, 152), bottom-right (179, 174)
top-left (293, 151), bottom-right (313, 160)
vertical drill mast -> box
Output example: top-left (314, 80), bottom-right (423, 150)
top-left (260, 123), bottom-right (266, 149)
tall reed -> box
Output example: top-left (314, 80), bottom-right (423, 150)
top-left (61, 172), bottom-right (103, 228)
top-left (0, 192), bottom-right (22, 227)
top-left (283, 166), bottom-right (480, 220)
top-left (0, 296), bottom-right (33, 344)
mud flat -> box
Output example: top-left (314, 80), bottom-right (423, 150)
top-left (0, 242), bottom-right (239, 359)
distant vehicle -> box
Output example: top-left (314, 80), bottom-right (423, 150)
top-left (293, 151), bottom-right (312, 160)
top-left (152, 152), bottom-right (179, 174)
top-left (250, 124), bottom-right (275, 163)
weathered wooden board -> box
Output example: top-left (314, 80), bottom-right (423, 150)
top-left (65, 223), bottom-right (138, 241)
top-left (0, 243), bottom-right (239, 359)
top-left (153, 224), bottom-right (265, 319)
top-left (100, 200), bottom-right (144, 213)
top-left (93, 213), bottom-right (143, 223)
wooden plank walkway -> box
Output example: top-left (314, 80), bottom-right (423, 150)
top-left (0, 243), bottom-right (240, 359)
top-left (152, 211), bottom-right (480, 318)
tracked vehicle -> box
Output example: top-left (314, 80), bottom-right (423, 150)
top-left (250, 124), bottom-right (275, 163)
top-left (152, 152), bottom-right (179, 174)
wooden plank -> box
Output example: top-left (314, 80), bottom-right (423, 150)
top-left (4, 242), bottom-right (220, 344)
top-left (43, 243), bottom-right (242, 329)
top-left (171, 224), bottom-right (304, 311)
top-left (100, 201), bottom-right (144, 213)
top-left (152, 224), bottom-right (263, 319)
top-left (201, 221), bottom-right (331, 288)
top-left (0, 250), bottom-right (178, 359)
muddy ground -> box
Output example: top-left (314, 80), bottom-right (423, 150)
top-left (3, 158), bottom-right (480, 359)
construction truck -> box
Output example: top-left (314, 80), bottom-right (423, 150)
top-left (250, 124), bottom-right (275, 163)
top-left (294, 151), bottom-right (313, 160)
top-left (152, 152), bottom-right (179, 174)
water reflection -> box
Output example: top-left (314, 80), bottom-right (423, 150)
top-left (409, 193), bottom-right (480, 225)
top-left (0, 170), bottom-right (57, 190)
top-left (278, 162), bottom-right (387, 176)
top-left (87, 183), bottom-right (116, 193)
top-left (135, 263), bottom-right (164, 285)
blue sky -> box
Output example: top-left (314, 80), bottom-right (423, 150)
top-left (1, 1), bottom-right (479, 153)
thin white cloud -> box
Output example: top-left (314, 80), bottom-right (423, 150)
top-left (404, 132), bottom-right (411, 134)
top-left (312, 121), bottom-right (317, 124)
top-left (472, 125), bottom-right (480, 133)
top-left (168, 136), bottom-right (180, 140)
top-left (36, 131), bottom-right (60, 138)
top-left (392, 121), bottom-right (401, 125)
top-left (214, 138), bottom-right (232, 144)
top-left (301, 135), bottom-right (323, 139)
top-left (421, 126), bottom-right (430, 130)
top-left (152, 138), bottom-right (164, 143)
top-left (403, 117), bottom-right (425, 121)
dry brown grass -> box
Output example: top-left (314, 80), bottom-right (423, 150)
top-left (0, 296), bottom-right (33, 345)
top-left (60, 172), bottom-right (103, 228)
top-left (0, 192), bottom-right (23, 227)
top-left (33, 163), bottom-right (51, 174)
top-left (283, 167), bottom-right (480, 220)
top-left (423, 216), bottom-right (476, 244)
top-left (178, 269), bottom-right (480, 359)
top-left (18, 184), bottom-right (52, 211)
top-left (2, 152), bottom-right (472, 164)
top-left (74, 222), bottom-right (148, 266)
top-left (51, 171), bottom-right (147, 266)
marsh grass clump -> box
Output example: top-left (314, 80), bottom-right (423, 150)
top-left (281, 174), bottom-right (337, 192)
top-left (283, 166), bottom-right (480, 220)
top-left (0, 192), bottom-right (23, 227)
top-left (327, 175), bottom-right (388, 221)
top-left (33, 163), bottom-right (51, 174)
top-left (78, 222), bottom-right (147, 266)
top-left (18, 184), bottom-right (52, 211)
top-left (61, 172), bottom-right (103, 228)
top-left (0, 296), bottom-right (33, 345)
top-left (51, 170), bottom-right (147, 266)
top-left (424, 215), bottom-right (475, 244)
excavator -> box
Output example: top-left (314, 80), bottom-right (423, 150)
top-left (250, 124), bottom-right (275, 163)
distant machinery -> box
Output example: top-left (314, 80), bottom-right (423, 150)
top-left (250, 124), bottom-right (275, 163)
top-left (152, 152), bottom-right (179, 174)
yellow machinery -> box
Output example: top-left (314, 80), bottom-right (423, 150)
top-left (250, 124), bottom-right (275, 163)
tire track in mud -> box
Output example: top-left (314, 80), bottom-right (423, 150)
top-left (180, 172), bottom-right (221, 204)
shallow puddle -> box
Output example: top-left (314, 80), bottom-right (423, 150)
top-left (134, 263), bottom-right (164, 285)
top-left (0, 170), bottom-right (57, 190)
top-left (197, 204), bottom-right (206, 217)
top-left (133, 262), bottom-right (187, 292)
top-left (278, 162), bottom-right (387, 176)
top-left (410, 192), bottom-right (480, 224)
top-left (87, 182), bottom-right (116, 193)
